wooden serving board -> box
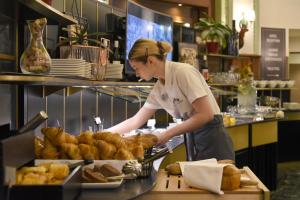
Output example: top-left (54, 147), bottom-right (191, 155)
top-left (138, 166), bottom-right (270, 200)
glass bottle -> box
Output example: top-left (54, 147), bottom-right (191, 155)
top-left (227, 20), bottom-right (239, 56)
top-left (20, 18), bottom-right (51, 74)
top-left (112, 40), bottom-right (121, 64)
top-left (232, 20), bottom-right (239, 56)
top-left (200, 54), bottom-right (209, 81)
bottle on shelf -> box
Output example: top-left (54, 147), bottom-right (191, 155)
top-left (112, 40), bottom-right (121, 64)
top-left (200, 54), bottom-right (209, 81)
top-left (227, 20), bottom-right (239, 56)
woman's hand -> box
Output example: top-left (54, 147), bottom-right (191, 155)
top-left (153, 131), bottom-right (171, 146)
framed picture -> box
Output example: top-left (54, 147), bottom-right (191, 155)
top-left (178, 42), bottom-right (199, 69)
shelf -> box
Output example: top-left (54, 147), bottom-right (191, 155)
top-left (0, 53), bottom-right (15, 61)
top-left (19, 0), bottom-right (78, 25)
top-left (0, 73), bottom-right (154, 87)
top-left (209, 83), bottom-right (237, 87)
top-left (256, 87), bottom-right (296, 91)
top-left (206, 53), bottom-right (261, 59)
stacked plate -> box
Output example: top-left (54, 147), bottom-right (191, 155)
top-left (104, 63), bottom-right (124, 80)
top-left (50, 59), bottom-right (91, 79)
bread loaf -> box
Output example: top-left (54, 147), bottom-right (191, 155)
top-left (165, 163), bottom-right (182, 175)
top-left (221, 164), bottom-right (241, 190)
top-left (82, 167), bottom-right (108, 183)
top-left (94, 164), bottom-right (122, 177)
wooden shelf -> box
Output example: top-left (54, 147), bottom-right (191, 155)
top-left (256, 87), bottom-right (296, 91)
top-left (0, 53), bottom-right (15, 61)
top-left (206, 53), bottom-right (261, 59)
top-left (19, 0), bottom-right (78, 25)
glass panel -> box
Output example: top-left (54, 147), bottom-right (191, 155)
top-left (0, 13), bottom-right (15, 55)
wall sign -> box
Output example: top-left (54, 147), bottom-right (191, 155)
top-left (261, 27), bottom-right (286, 80)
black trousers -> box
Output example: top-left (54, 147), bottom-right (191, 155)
top-left (184, 115), bottom-right (235, 161)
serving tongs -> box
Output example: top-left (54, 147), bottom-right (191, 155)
top-left (68, 160), bottom-right (94, 169)
top-left (122, 146), bottom-right (171, 177)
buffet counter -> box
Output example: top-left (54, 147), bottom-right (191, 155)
top-left (78, 170), bottom-right (157, 200)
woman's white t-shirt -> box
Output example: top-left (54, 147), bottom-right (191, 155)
top-left (144, 61), bottom-right (220, 119)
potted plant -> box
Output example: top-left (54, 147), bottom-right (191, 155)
top-left (57, 23), bottom-right (112, 80)
top-left (57, 23), bottom-right (109, 47)
top-left (194, 16), bottom-right (232, 53)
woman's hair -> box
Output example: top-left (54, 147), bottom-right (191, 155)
top-left (128, 38), bottom-right (173, 63)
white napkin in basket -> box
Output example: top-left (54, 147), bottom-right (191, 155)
top-left (179, 158), bottom-right (228, 195)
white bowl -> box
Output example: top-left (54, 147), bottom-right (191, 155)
top-left (277, 80), bottom-right (286, 88)
top-left (267, 80), bottom-right (277, 88)
top-left (286, 80), bottom-right (295, 88)
top-left (257, 80), bottom-right (267, 88)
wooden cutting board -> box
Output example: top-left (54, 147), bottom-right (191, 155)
top-left (138, 166), bottom-right (270, 200)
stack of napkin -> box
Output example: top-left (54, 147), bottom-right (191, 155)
top-left (179, 158), bottom-right (230, 194)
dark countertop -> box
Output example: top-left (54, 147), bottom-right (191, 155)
top-left (226, 117), bottom-right (278, 128)
top-left (78, 170), bottom-right (157, 200)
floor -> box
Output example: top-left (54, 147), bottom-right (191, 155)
top-left (271, 161), bottom-right (300, 200)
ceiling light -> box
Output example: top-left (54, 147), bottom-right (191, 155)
top-left (178, 4), bottom-right (182, 6)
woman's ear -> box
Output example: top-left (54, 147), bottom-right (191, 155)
top-left (147, 56), bottom-right (155, 65)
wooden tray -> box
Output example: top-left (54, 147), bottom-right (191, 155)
top-left (138, 167), bottom-right (270, 200)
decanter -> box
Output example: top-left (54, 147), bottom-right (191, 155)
top-left (20, 18), bottom-right (51, 74)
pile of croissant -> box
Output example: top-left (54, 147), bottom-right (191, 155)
top-left (35, 127), bottom-right (158, 160)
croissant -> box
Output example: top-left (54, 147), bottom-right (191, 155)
top-left (64, 133), bottom-right (78, 144)
top-left (114, 148), bottom-right (134, 160)
top-left (130, 144), bottom-right (145, 160)
top-left (35, 136), bottom-right (44, 159)
top-left (93, 132), bottom-right (125, 148)
top-left (137, 134), bottom-right (158, 149)
top-left (79, 144), bottom-right (99, 160)
top-left (61, 143), bottom-right (82, 160)
top-left (42, 137), bottom-right (59, 159)
top-left (94, 140), bottom-right (117, 160)
top-left (41, 127), bottom-right (66, 146)
top-left (77, 131), bottom-right (94, 145)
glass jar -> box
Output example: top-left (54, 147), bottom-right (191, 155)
top-left (20, 18), bottom-right (51, 74)
top-left (237, 78), bottom-right (257, 114)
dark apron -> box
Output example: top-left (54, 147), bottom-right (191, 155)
top-left (185, 115), bottom-right (235, 161)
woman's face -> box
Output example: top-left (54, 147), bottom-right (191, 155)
top-left (129, 59), bottom-right (155, 81)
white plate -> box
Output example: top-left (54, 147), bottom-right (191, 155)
top-left (81, 179), bottom-right (123, 189)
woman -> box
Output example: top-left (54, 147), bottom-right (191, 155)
top-left (107, 38), bottom-right (234, 161)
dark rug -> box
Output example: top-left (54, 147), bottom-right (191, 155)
top-left (271, 169), bottom-right (300, 200)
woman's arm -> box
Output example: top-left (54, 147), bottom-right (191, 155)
top-left (156, 95), bottom-right (214, 145)
top-left (106, 106), bottom-right (157, 134)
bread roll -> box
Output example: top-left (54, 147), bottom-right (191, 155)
top-left (49, 163), bottom-right (70, 180)
top-left (165, 163), bottom-right (182, 175)
top-left (221, 164), bottom-right (241, 190)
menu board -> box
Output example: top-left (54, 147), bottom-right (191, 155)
top-left (261, 28), bottom-right (286, 80)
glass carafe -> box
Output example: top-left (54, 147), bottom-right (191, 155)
top-left (237, 77), bottom-right (257, 114)
top-left (20, 18), bottom-right (51, 74)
